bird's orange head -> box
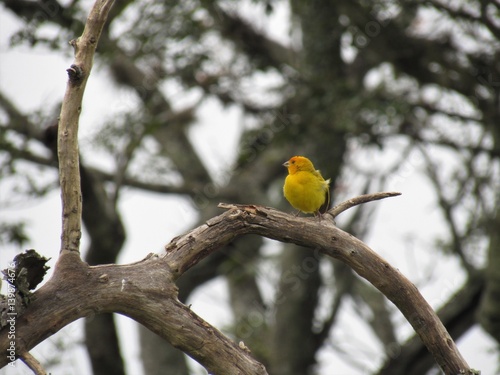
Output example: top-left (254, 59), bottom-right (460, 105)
top-left (283, 156), bottom-right (315, 174)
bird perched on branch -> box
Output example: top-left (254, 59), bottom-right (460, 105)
top-left (283, 156), bottom-right (331, 215)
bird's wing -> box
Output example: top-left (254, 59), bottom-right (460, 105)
top-left (324, 179), bottom-right (331, 212)
top-left (313, 169), bottom-right (325, 181)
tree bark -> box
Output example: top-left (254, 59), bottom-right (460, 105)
top-left (57, 0), bottom-right (116, 255)
top-left (0, 202), bottom-right (478, 374)
top-left (378, 273), bottom-right (484, 374)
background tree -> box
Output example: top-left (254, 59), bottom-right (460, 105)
top-left (0, 0), bottom-right (499, 374)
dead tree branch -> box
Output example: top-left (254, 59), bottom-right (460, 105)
top-left (19, 351), bottom-right (47, 375)
top-left (57, 0), bottom-right (115, 255)
top-left (327, 191), bottom-right (402, 218)
top-left (0, 202), bottom-right (478, 374)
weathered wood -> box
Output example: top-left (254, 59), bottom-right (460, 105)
top-left (0, 252), bottom-right (267, 374)
top-left (0, 202), bottom-right (477, 374)
top-left (58, 0), bottom-right (115, 255)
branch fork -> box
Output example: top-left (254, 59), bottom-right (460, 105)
top-left (1, 192), bottom-right (478, 374)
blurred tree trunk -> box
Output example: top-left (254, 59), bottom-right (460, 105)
top-left (80, 166), bottom-right (126, 375)
top-left (271, 246), bottom-right (321, 375)
top-left (479, 208), bottom-right (500, 344)
top-left (139, 326), bottom-right (189, 375)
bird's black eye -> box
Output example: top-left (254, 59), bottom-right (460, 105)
top-left (291, 160), bottom-right (295, 164)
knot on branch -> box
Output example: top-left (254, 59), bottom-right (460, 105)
top-left (2, 250), bottom-right (50, 296)
top-left (66, 64), bottom-right (84, 84)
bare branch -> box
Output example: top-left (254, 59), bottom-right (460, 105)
top-left (214, 203), bottom-right (474, 374)
top-left (378, 273), bottom-right (484, 374)
top-left (0, 253), bottom-right (268, 375)
top-left (327, 191), bottom-right (402, 218)
top-left (19, 351), bottom-right (47, 375)
top-left (0, 201), bottom-right (477, 374)
top-left (57, 0), bottom-right (115, 255)
top-left (419, 147), bottom-right (474, 272)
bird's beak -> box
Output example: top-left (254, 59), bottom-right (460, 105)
top-left (283, 161), bottom-right (290, 167)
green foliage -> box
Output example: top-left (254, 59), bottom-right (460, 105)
top-left (0, 222), bottom-right (29, 247)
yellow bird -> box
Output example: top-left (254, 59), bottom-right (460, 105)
top-left (283, 156), bottom-right (331, 215)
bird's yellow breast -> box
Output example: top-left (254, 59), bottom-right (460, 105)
top-left (283, 170), bottom-right (329, 214)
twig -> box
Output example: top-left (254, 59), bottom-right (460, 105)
top-left (19, 351), bottom-right (47, 375)
top-left (327, 191), bottom-right (401, 218)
